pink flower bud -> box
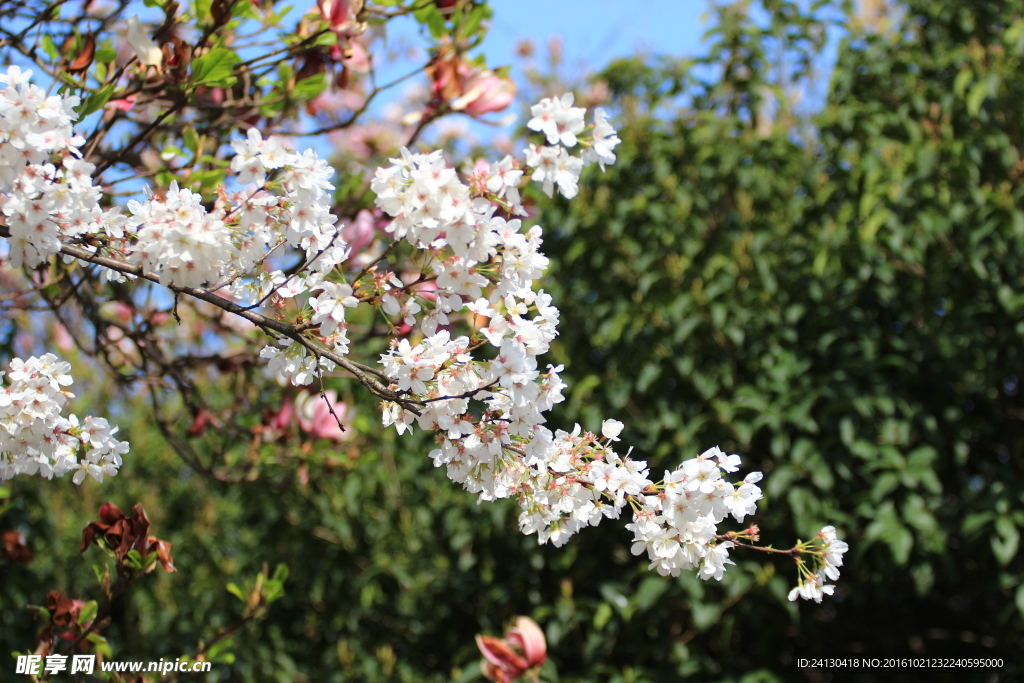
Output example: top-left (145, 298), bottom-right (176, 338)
top-left (476, 635), bottom-right (528, 682)
top-left (452, 68), bottom-right (516, 117)
top-left (428, 39), bottom-right (516, 120)
top-left (509, 617), bottom-right (546, 668)
top-left (317, 0), bottom-right (353, 30)
top-left (476, 616), bottom-right (547, 682)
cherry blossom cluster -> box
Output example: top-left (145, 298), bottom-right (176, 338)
top-left (524, 93), bottom-right (620, 199)
top-left (0, 66), bottom-right (110, 270)
top-left (362, 98), bottom-right (767, 585)
top-left (123, 128), bottom-right (347, 295)
top-left (0, 354), bottom-right (127, 484)
top-left (627, 446), bottom-right (762, 579)
top-left (0, 63), bottom-right (847, 599)
top-left (788, 525), bottom-right (850, 602)
top-left (362, 96), bottom-right (846, 596)
top-left (0, 66), bottom-right (349, 309)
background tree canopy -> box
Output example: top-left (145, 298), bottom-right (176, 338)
top-left (2, 1), bottom-right (1022, 681)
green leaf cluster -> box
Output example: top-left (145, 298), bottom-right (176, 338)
top-left (534, 0), bottom-right (1024, 676)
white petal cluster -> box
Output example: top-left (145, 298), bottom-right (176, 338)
top-left (370, 134), bottom-right (629, 548)
top-left (367, 101), bottom-right (748, 583)
top-left (627, 447), bottom-right (762, 578)
top-left (789, 525), bottom-right (849, 602)
top-left (127, 129), bottom-right (346, 291)
top-left (127, 182), bottom-right (235, 288)
top-left (522, 93), bottom-right (620, 199)
top-left (369, 100), bottom-right (786, 585)
top-left (584, 108), bottom-right (621, 171)
top-left (309, 281), bottom-right (359, 336)
top-left (0, 67), bottom-right (349, 302)
top-left (0, 354), bottom-right (127, 484)
top-left (484, 156), bottom-right (525, 214)
top-left (789, 572), bottom-right (835, 603)
top-left (527, 92), bottom-right (586, 147)
top-left (260, 338), bottom-right (330, 386)
top-left (524, 143), bottom-right (583, 200)
top-left (0, 66), bottom-right (112, 269)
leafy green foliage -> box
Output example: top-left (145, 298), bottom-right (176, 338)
top-left (534, 0), bottom-right (1024, 678)
top-left (190, 47), bottom-right (240, 88)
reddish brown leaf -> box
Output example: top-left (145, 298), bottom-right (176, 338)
top-left (46, 591), bottom-right (79, 627)
top-left (2, 529), bottom-right (33, 563)
top-left (68, 34), bottom-right (96, 73)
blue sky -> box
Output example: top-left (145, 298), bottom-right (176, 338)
top-left (483, 0), bottom-right (710, 71)
top-left (372, 0), bottom-right (715, 145)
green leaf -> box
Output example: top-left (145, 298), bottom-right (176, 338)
top-left (186, 168), bottom-right (228, 192)
top-left (183, 126), bottom-right (199, 155)
top-left (76, 83), bottom-right (115, 117)
top-left (690, 601), bottom-right (720, 631)
top-left (226, 582), bottom-right (246, 603)
top-left (192, 0), bottom-right (212, 21)
top-left (902, 495), bottom-right (937, 533)
top-left (42, 35), bottom-right (59, 60)
top-left (124, 549), bottom-right (145, 570)
top-left (910, 564), bottom-right (934, 597)
top-left (86, 633), bottom-right (113, 659)
top-left (95, 47), bottom-right (117, 63)
top-left (593, 602), bottom-right (613, 630)
top-left (859, 208), bottom-right (889, 241)
top-left (191, 48), bottom-right (239, 88)
top-left (992, 516), bottom-right (1020, 565)
top-left (293, 73), bottom-right (327, 102)
top-left (966, 80), bottom-right (989, 116)
top-left (890, 525), bottom-right (913, 566)
top-left (413, 4), bottom-right (447, 38)
top-left (206, 636), bottom-right (234, 661)
top-left (953, 68), bottom-right (972, 97)
top-left (78, 600), bottom-right (98, 625)
top-left (598, 584), bottom-right (629, 616)
top-left (91, 563), bottom-right (109, 586)
top-left (314, 31), bottom-right (338, 47)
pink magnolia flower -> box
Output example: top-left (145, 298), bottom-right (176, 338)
top-left (261, 395), bottom-right (296, 441)
top-left (107, 94), bottom-right (138, 112)
top-left (342, 209), bottom-right (378, 257)
top-left (476, 616), bottom-right (547, 682)
top-left (53, 323), bottom-right (75, 353)
top-left (451, 67), bottom-right (515, 117)
top-left (295, 390), bottom-right (350, 442)
top-left (427, 40), bottom-right (516, 120)
top-left (317, 0), bottom-right (359, 31)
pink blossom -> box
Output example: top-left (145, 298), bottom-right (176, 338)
top-left (453, 67), bottom-right (515, 117)
top-left (342, 209), bottom-right (377, 257)
top-left (108, 94), bottom-right (138, 112)
top-left (476, 616), bottom-right (546, 682)
top-left (295, 390), bottom-right (350, 442)
top-left (428, 40), bottom-right (516, 120)
top-left (266, 395), bottom-right (296, 436)
top-left (317, 0), bottom-right (355, 31)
